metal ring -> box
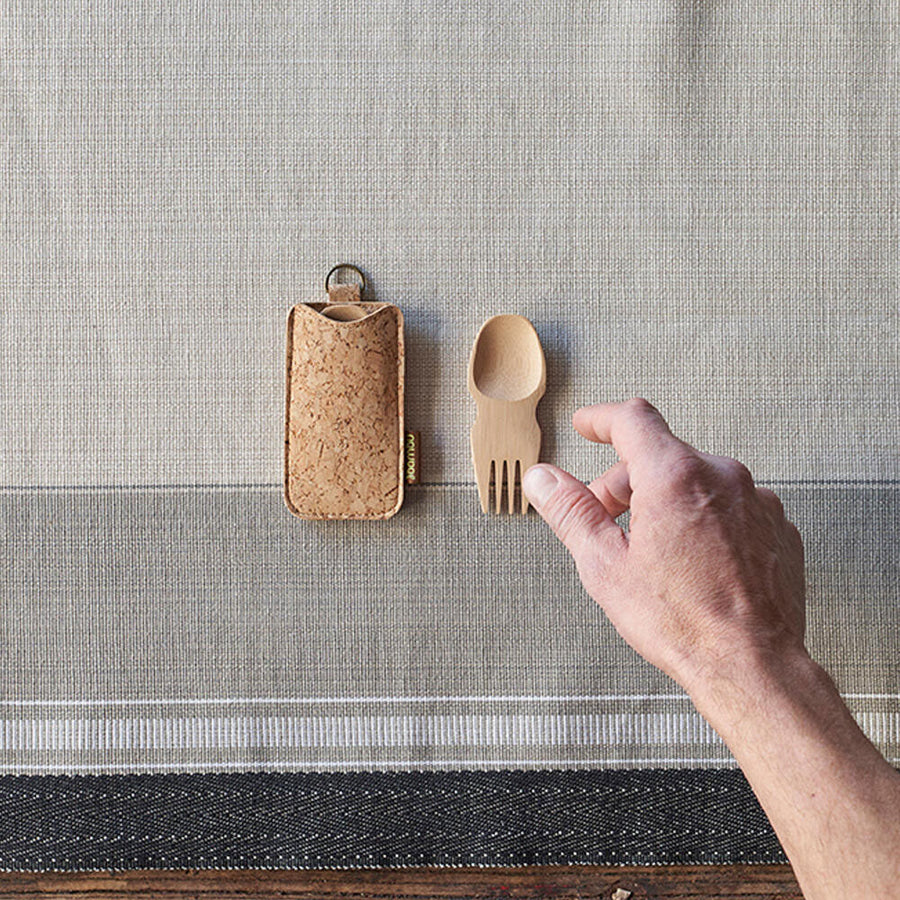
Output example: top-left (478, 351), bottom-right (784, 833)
top-left (325, 263), bottom-right (367, 295)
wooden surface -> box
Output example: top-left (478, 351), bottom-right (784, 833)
top-left (0, 866), bottom-right (803, 899)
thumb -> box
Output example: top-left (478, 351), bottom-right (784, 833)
top-left (523, 464), bottom-right (627, 571)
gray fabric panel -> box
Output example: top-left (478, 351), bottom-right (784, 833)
top-left (0, 485), bottom-right (896, 772)
top-left (1, 1), bottom-right (898, 487)
top-left (1, 1), bottom-right (897, 775)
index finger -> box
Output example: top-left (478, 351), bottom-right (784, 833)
top-left (573, 398), bottom-right (685, 469)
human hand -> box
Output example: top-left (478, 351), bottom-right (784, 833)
top-left (523, 399), bottom-right (900, 898)
top-left (522, 398), bottom-right (806, 698)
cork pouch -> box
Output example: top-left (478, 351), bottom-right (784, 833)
top-left (284, 283), bottom-right (405, 520)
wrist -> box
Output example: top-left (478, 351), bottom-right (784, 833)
top-left (687, 642), bottom-right (895, 793)
top-left (684, 642), bottom-right (900, 899)
top-left (685, 644), bottom-right (831, 739)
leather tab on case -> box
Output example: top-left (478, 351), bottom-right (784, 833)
top-left (284, 302), bottom-right (405, 519)
top-left (327, 283), bottom-right (362, 304)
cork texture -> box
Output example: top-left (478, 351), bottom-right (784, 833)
top-left (284, 303), bottom-right (404, 519)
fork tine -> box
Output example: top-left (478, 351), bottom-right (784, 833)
top-left (494, 460), bottom-right (503, 514)
top-left (507, 459), bottom-right (515, 514)
top-left (521, 456), bottom-right (538, 514)
top-left (509, 459), bottom-right (522, 512)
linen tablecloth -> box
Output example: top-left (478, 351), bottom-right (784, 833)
top-left (1, 0), bottom-right (897, 869)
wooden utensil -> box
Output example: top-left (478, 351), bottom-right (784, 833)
top-left (468, 315), bottom-right (546, 513)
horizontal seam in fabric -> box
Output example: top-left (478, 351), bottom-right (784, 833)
top-left (1, 479), bottom-right (899, 492)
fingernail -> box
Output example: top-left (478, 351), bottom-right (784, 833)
top-left (522, 465), bottom-right (559, 507)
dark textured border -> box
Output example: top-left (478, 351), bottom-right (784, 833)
top-left (0, 769), bottom-right (785, 870)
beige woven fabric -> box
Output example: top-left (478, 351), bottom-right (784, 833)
top-left (0, 0), bottom-right (897, 772)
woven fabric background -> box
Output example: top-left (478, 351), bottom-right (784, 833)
top-left (0, 0), bottom-right (898, 861)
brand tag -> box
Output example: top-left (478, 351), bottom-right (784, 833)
top-left (405, 431), bottom-right (421, 485)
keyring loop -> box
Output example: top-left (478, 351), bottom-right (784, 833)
top-left (325, 263), bottom-right (367, 296)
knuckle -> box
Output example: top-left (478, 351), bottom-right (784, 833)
top-left (722, 458), bottom-right (755, 491)
top-left (699, 454), bottom-right (756, 498)
top-left (787, 524), bottom-right (805, 566)
top-left (625, 396), bottom-right (657, 416)
top-left (787, 520), bottom-right (804, 547)
top-left (661, 452), bottom-right (708, 494)
top-left (757, 486), bottom-right (785, 516)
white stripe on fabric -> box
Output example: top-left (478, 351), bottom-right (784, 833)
top-left (0, 713), bottom-right (724, 751)
top-left (1, 710), bottom-right (897, 753)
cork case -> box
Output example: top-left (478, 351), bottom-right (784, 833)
top-left (284, 299), bottom-right (405, 519)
